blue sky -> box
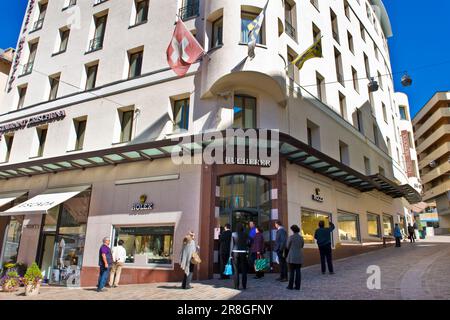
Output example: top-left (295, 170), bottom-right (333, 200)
top-left (1, 0), bottom-right (449, 118)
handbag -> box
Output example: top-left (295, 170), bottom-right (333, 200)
top-left (224, 257), bottom-right (233, 276)
top-left (254, 255), bottom-right (270, 272)
top-left (191, 251), bottom-right (202, 265)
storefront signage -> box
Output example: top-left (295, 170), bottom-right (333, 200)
top-left (7, 0), bottom-right (36, 93)
top-left (131, 194), bottom-right (154, 212)
top-left (312, 188), bottom-right (324, 203)
top-left (0, 110), bottom-right (66, 135)
top-left (225, 157), bottom-right (271, 167)
top-left (24, 224), bottom-right (40, 229)
top-left (401, 130), bottom-right (415, 178)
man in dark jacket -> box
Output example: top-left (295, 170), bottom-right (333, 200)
top-left (407, 224), bottom-right (415, 243)
top-left (274, 221), bottom-right (288, 282)
top-left (219, 224), bottom-right (232, 279)
top-left (314, 221), bottom-right (335, 275)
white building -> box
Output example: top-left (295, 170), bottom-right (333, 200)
top-left (0, 0), bottom-right (420, 286)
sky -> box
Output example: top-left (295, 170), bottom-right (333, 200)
top-left (1, 0), bottom-right (449, 118)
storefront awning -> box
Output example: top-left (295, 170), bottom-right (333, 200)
top-left (1, 185), bottom-right (90, 216)
top-left (369, 174), bottom-right (422, 204)
top-left (0, 191), bottom-right (27, 209)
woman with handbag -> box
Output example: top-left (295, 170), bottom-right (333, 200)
top-left (180, 231), bottom-right (197, 289)
top-left (250, 226), bottom-right (265, 279)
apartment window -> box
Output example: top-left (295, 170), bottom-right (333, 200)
top-left (338, 212), bottom-right (360, 242)
top-left (367, 213), bottom-right (381, 237)
top-left (352, 67), bottom-right (358, 92)
top-left (287, 49), bottom-right (299, 83)
top-left (373, 124), bottom-right (379, 146)
top-left (386, 137), bottom-right (391, 156)
top-left (134, 0), bottom-right (149, 25)
top-left (378, 166), bottom-right (385, 176)
top-left (74, 119), bottom-right (87, 150)
top-left (285, 1), bottom-right (296, 40)
top-left (312, 23), bottom-right (321, 43)
top-left (344, 0), bottom-right (351, 20)
top-left (3, 135), bottom-right (14, 163)
top-left (374, 44), bottom-right (379, 61)
top-left (330, 9), bottom-right (339, 43)
top-left (396, 147), bottom-right (400, 164)
top-left (37, 128), bottom-right (48, 157)
top-left (48, 75), bottom-right (60, 101)
top-left (128, 50), bottom-right (143, 78)
top-left (22, 42), bottom-right (38, 75)
top-left (356, 109), bottom-right (364, 134)
top-left (408, 131), bottom-right (413, 147)
top-left (382, 103), bottom-right (387, 122)
top-left (339, 140), bottom-right (350, 165)
top-left (64, 0), bottom-right (77, 10)
top-left (334, 48), bottom-right (344, 86)
top-left (360, 22), bottom-right (366, 42)
top-left (368, 87), bottom-right (375, 113)
top-left (89, 14), bottom-right (107, 52)
top-left (310, 0), bottom-right (319, 11)
top-left (347, 31), bottom-right (354, 54)
top-left (120, 110), bottom-right (134, 143)
top-left (307, 120), bottom-right (321, 150)
top-left (85, 63), bottom-right (98, 90)
top-left (316, 72), bottom-right (325, 103)
top-left (241, 12), bottom-right (264, 44)
top-left (173, 98), bottom-right (190, 131)
top-left (17, 86), bottom-right (27, 109)
top-left (399, 106), bottom-right (408, 120)
top-left (364, 156), bottom-right (371, 175)
top-left (339, 92), bottom-right (347, 120)
top-left (233, 95), bottom-right (256, 129)
top-left (364, 53), bottom-right (370, 78)
top-left (58, 28), bottom-right (70, 53)
top-left (378, 71), bottom-right (383, 90)
top-left (33, 2), bottom-right (47, 31)
top-left (366, 3), bottom-right (371, 20)
top-left (179, 0), bottom-right (200, 21)
top-left (211, 17), bottom-right (223, 48)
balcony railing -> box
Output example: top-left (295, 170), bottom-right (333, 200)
top-left (285, 20), bottom-right (296, 40)
top-left (21, 61), bottom-right (34, 76)
top-left (32, 18), bottom-right (44, 31)
top-left (178, 0), bottom-right (199, 21)
top-left (87, 36), bottom-right (104, 52)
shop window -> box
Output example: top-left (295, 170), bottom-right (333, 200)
top-left (241, 11), bottom-right (264, 45)
top-left (113, 226), bottom-right (175, 265)
top-left (0, 217), bottom-right (23, 265)
top-left (382, 214), bottom-right (394, 236)
top-left (233, 95), bottom-right (256, 129)
top-left (173, 98), bottom-right (190, 131)
top-left (301, 209), bottom-right (331, 244)
top-left (337, 211), bottom-right (360, 242)
top-left (367, 213), bottom-right (381, 237)
top-left (211, 17), bottom-right (223, 48)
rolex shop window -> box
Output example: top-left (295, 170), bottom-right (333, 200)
top-left (301, 209), bottom-right (331, 244)
top-left (113, 226), bottom-right (174, 267)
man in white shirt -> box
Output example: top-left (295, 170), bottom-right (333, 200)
top-left (109, 240), bottom-right (127, 288)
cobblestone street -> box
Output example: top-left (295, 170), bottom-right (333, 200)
top-left (2, 237), bottom-right (450, 300)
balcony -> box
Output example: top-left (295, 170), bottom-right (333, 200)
top-left (421, 161), bottom-right (450, 185)
top-left (415, 107), bottom-right (450, 140)
top-left (87, 36), bottom-right (103, 53)
top-left (21, 61), bottom-right (34, 76)
top-left (32, 18), bottom-right (44, 32)
top-left (178, 0), bottom-right (199, 21)
top-left (419, 142), bottom-right (450, 170)
top-left (416, 124), bottom-right (450, 155)
top-left (285, 20), bottom-right (296, 40)
top-left (422, 180), bottom-right (450, 202)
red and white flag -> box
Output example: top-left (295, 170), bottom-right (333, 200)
top-left (167, 19), bottom-right (205, 77)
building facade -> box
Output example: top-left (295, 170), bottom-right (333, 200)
top-left (413, 92), bottom-right (450, 234)
top-left (0, 48), bottom-right (14, 108)
top-left (0, 0), bottom-right (421, 287)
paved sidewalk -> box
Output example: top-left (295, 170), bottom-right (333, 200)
top-left (2, 239), bottom-right (450, 300)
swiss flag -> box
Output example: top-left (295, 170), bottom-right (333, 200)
top-left (167, 19), bottom-right (205, 77)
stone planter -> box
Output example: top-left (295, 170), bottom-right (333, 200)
top-left (25, 282), bottom-right (41, 296)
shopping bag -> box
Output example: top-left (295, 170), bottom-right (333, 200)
top-left (223, 258), bottom-right (233, 276)
top-left (254, 258), bottom-right (270, 272)
top-left (191, 251), bottom-right (202, 265)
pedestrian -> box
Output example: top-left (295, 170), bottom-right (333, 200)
top-left (407, 224), bottom-right (415, 243)
top-left (314, 220), bottom-right (335, 275)
top-left (231, 223), bottom-right (250, 290)
top-left (248, 221), bottom-right (257, 239)
top-left (109, 239), bottom-right (127, 288)
top-left (394, 223), bottom-right (402, 247)
top-left (219, 224), bottom-right (232, 279)
top-left (274, 220), bottom-right (288, 282)
top-left (97, 237), bottom-right (113, 292)
top-left (250, 226), bottom-right (265, 279)
top-left (286, 225), bottom-right (304, 290)
top-left (180, 231), bottom-right (197, 289)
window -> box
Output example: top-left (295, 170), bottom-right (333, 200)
top-left (128, 50), bottom-right (143, 78)
top-left (396, 147), bottom-right (400, 164)
top-left (233, 95), bottom-right (256, 129)
top-left (301, 209), bottom-right (331, 244)
top-left (356, 109), bottom-right (364, 134)
top-left (334, 48), bottom-right (344, 85)
top-left (37, 127), bottom-right (47, 157)
top-left (310, 0), bottom-right (319, 11)
top-left (367, 213), bottom-right (381, 237)
top-left (284, 1), bottom-right (296, 40)
top-left (364, 53), bottom-right (370, 78)
top-left (241, 12), bottom-right (263, 44)
top-left (173, 98), bottom-right (190, 131)
top-left (368, 86), bottom-right (375, 113)
top-left (386, 137), bottom-right (391, 156)
top-left (211, 17), bottom-right (223, 48)
top-left (373, 124), bottom-right (379, 146)
top-left (120, 110), bottom-right (134, 143)
top-left (1, 217), bottom-right (22, 264)
top-left (312, 23), bottom-right (321, 43)
top-left (316, 72), bottom-right (325, 103)
top-left (339, 92), bottom-right (347, 120)
top-left (48, 75), bottom-right (60, 101)
top-left (17, 86), bottom-right (27, 109)
top-left (382, 103), bottom-right (387, 122)
top-left (407, 131), bottom-right (413, 147)
top-left (399, 106), bottom-right (407, 120)
top-left (347, 31), bottom-right (354, 54)
top-left (339, 140), bottom-right (349, 165)
top-left (338, 212), bottom-right (360, 242)
top-left (179, 0), bottom-right (200, 21)
top-left (89, 14), bottom-right (107, 52)
top-left (134, 0), bottom-right (149, 25)
top-left (352, 67), bottom-right (358, 92)
top-left (85, 63), bottom-right (98, 90)
top-left (113, 226), bottom-right (175, 265)
top-left (374, 44), bottom-right (379, 60)
top-left (33, 2), bottom-right (47, 31)
top-left (344, 0), bottom-right (351, 20)
top-left (366, 3), bottom-right (371, 20)
top-left (58, 28), bottom-right (70, 53)
top-left (364, 156), bottom-right (371, 175)
top-left (360, 22), bottom-right (365, 42)
top-left (330, 9), bottom-right (339, 43)
top-left (378, 166), bottom-right (385, 176)
top-left (64, 0), bottom-right (77, 9)
top-left (23, 42), bottom-right (38, 75)
top-left (3, 135), bottom-right (14, 162)
top-left (382, 214), bottom-right (394, 236)
top-left (307, 120), bottom-right (321, 150)
top-left (74, 119), bottom-right (87, 150)
top-left (378, 71), bottom-right (383, 90)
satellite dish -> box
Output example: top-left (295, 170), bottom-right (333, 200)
top-left (368, 77), bottom-right (379, 92)
top-left (401, 73), bottom-right (412, 87)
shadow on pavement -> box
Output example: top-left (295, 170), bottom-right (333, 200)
top-left (157, 285), bottom-right (184, 290)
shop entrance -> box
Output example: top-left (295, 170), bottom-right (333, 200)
top-left (232, 210), bottom-right (259, 233)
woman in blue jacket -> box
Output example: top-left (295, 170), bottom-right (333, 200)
top-left (394, 224), bottom-right (402, 248)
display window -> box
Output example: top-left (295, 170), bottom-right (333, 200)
top-left (301, 209), bottom-right (331, 244)
top-left (113, 226), bottom-right (174, 266)
top-left (382, 214), bottom-right (394, 236)
top-left (337, 211), bottom-right (360, 242)
top-left (367, 213), bottom-right (381, 237)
